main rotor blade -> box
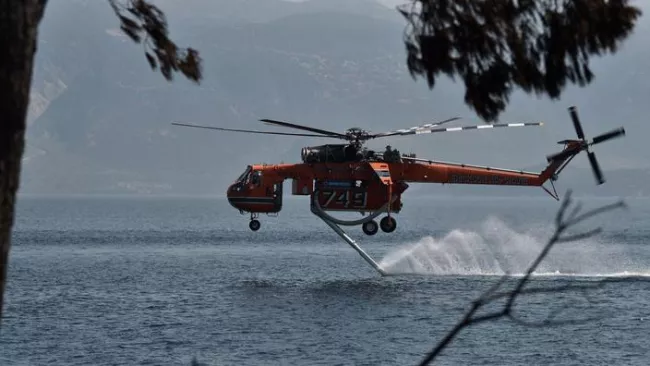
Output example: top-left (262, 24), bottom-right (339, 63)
top-left (259, 118), bottom-right (347, 138)
top-left (591, 127), bottom-right (625, 145)
top-left (171, 122), bottom-right (340, 138)
top-left (587, 151), bottom-right (605, 185)
top-left (372, 121), bottom-right (543, 138)
top-left (370, 117), bottom-right (461, 138)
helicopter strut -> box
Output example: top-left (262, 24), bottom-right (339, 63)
top-left (310, 192), bottom-right (391, 275)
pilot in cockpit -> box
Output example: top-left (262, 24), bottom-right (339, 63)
top-left (250, 170), bottom-right (262, 186)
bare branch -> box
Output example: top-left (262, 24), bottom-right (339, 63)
top-left (555, 228), bottom-right (602, 243)
top-left (469, 312), bottom-right (508, 324)
top-left (508, 312), bottom-right (601, 328)
top-left (565, 200), bottom-right (628, 228)
top-left (418, 190), bottom-right (629, 365)
top-left (474, 272), bottom-right (510, 305)
top-left (554, 189), bottom-right (573, 228)
top-left (567, 201), bottom-right (584, 222)
top-left (483, 282), bottom-right (606, 303)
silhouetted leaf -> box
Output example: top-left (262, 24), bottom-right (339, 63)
top-left (145, 52), bottom-right (156, 70)
top-left (109, 0), bottom-right (203, 84)
top-left (118, 14), bottom-right (141, 31)
top-left (119, 24), bottom-right (141, 43)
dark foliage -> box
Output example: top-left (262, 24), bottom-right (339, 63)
top-left (399, 0), bottom-right (642, 121)
top-left (109, 0), bottom-right (203, 83)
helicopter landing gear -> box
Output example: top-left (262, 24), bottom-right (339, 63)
top-left (249, 213), bottom-right (261, 231)
top-left (380, 216), bottom-right (397, 233)
top-left (362, 220), bottom-right (379, 236)
top-left (249, 220), bottom-right (261, 231)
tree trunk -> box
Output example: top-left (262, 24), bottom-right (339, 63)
top-left (0, 0), bottom-right (45, 321)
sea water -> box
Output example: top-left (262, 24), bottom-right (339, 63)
top-left (1, 194), bottom-right (649, 365)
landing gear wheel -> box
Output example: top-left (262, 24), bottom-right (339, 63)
top-left (362, 220), bottom-right (379, 236)
top-left (380, 216), bottom-right (397, 233)
top-left (249, 219), bottom-right (261, 231)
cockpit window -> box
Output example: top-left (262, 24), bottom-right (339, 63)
top-left (250, 170), bottom-right (262, 186)
top-left (235, 166), bottom-right (252, 183)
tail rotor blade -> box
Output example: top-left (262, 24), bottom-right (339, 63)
top-left (569, 106), bottom-right (586, 140)
top-left (592, 127), bottom-right (626, 145)
top-left (587, 151), bottom-right (605, 185)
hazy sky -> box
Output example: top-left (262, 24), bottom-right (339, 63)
top-left (281, 0), bottom-right (405, 8)
top-left (22, 0), bottom-right (650, 195)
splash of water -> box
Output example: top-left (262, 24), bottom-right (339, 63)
top-left (378, 216), bottom-right (648, 277)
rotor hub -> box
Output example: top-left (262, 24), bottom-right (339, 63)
top-left (344, 127), bottom-right (370, 143)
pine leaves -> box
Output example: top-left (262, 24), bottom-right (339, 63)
top-left (400, 0), bottom-right (642, 122)
top-left (109, 0), bottom-right (202, 83)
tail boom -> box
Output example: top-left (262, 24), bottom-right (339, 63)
top-left (399, 141), bottom-right (584, 200)
top-left (400, 157), bottom-right (546, 186)
top-left (399, 105), bottom-right (626, 197)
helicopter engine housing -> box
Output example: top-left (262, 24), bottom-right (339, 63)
top-left (301, 144), bottom-right (361, 163)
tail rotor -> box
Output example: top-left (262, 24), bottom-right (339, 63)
top-left (550, 106), bottom-right (626, 185)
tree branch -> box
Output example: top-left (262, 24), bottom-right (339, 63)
top-left (108, 0), bottom-right (202, 83)
top-left (398, 0), bottom-right (642, 122)
top-left (418, 189), bottom-right (631, 365)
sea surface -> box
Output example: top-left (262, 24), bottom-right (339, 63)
top-left (1, 194), bottom-right (649, 365)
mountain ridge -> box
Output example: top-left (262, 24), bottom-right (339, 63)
top-left (20, 0), bottom-right (649, 196)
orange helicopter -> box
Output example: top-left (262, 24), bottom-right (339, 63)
top-left (172, 106), bottom-right (625, 237)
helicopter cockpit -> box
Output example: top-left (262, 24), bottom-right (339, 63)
top-left (230, 166), bottom-right (251, 193)
top-left (231, 165), bottom-right (264, 190)
top-left (235, 165), bottom-right (252, 183)
top-left (227, 165), bottom-right (283, 218)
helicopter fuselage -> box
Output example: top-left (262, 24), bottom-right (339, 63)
top-left (171, 107), bottom-right (625, 236)
top-left (226, 154), bottom-right (555, 218)
top-left (172, 106), bottom-right (626, 272)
